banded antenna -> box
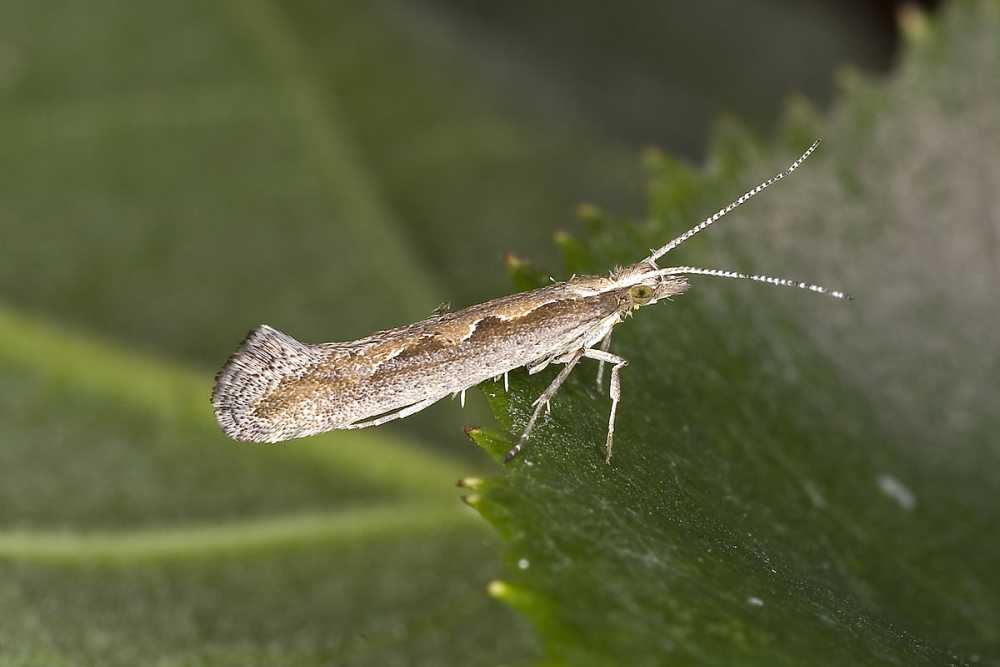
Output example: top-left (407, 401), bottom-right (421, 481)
top-left (646, 139), bottom-right (822, 265)
top-left (655, 266), bottom-right (851, 300)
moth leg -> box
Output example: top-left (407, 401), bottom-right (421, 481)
top-left (527, 356), bottom-right (553, 375)
top-left (504, 349), bottom-right (585, 463)
top-left (345, 394), bottom-right (443, 429)
top-left (583, 348), bottom-right (629, 464)
top-left (594, 331), bottom-right (613, 389)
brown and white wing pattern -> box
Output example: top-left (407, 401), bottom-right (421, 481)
top-left (212, 278), bottom-right (622, 443)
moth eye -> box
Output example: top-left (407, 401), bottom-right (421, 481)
top-left (629, 285), bottom-right (654, 304)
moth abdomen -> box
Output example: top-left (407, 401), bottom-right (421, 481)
top-left (212, 324), bottom-right (323, 443)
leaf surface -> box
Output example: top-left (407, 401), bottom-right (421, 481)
top-left (468, 3), bottom-right (1000, 665)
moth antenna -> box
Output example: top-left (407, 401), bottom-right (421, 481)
top-left (645, 139), bottom-right (821, 264)
top-left (656, 266), bottom-right (851, 300)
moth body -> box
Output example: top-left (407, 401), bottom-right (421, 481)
top-left (212, 270), bottom-right (687, 444)
top-left (213, 140), bottom-right (848, 462)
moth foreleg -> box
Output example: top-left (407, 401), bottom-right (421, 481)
top-left (594, 331), bottom-right (613, 389)
top-left (583, 348), bottom-right (629, 463)
top-left (504, 349), bottom-right (585, 463)
top-left (345, 394), bottom-right (444, 429)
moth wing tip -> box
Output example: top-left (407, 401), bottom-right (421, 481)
top-left (211, 324), bottom-right (318, 443)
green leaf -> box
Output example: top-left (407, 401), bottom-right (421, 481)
top-left (0, 526), bottom-right (529, 667)
top-left (468, 2), bottom-right (1000, 665)
top-left (1, 0), bottom-right (992, 664)
top-left (0, 0), bottom-right (652, 662)
top-left (0, 306), bottom-right (466, 527)
top-left (0, 306), bottom-right (538, 665)
top-left (0, 0), bottom-right (639, 369)
top-left (0, 0), bottom-right (640, 455)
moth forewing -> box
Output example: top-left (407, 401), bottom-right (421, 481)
top-left (213, 275), bottom-right (633, 445)
top-left (213, 140), bottom-right (848, 463)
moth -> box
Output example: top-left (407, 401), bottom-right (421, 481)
top-left (212, 140), bottom-right (847, 463)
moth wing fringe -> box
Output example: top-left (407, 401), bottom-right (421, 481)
top-left (211, 325), bottom-right (319, 443)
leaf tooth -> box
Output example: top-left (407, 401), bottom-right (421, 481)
top-left (487, 580), bottom-right (554, 622)
top-left (898, 4), bottom-right (933, 44)
top-left (456, 476), bottom-right (484, 490)
top-left (464, 424), bottom-right (514, 462)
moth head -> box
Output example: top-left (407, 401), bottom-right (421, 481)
top-left (624, 276), bottom-right (689, 310)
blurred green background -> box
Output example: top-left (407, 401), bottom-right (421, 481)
top-left (0, 1), bottom-right (939, 665)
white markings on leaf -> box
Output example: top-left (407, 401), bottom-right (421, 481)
top-left (877, 474), bottom-right (917, 511)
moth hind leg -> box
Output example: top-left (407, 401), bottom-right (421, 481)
top-left (345, 394), bottom-right (444, 429)
top-left (582, 348), bottom-right (628, 463)
top-left (594, 331), bottom-right (613, 389)
top-left (504, 349), bottom-right (585, 463)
